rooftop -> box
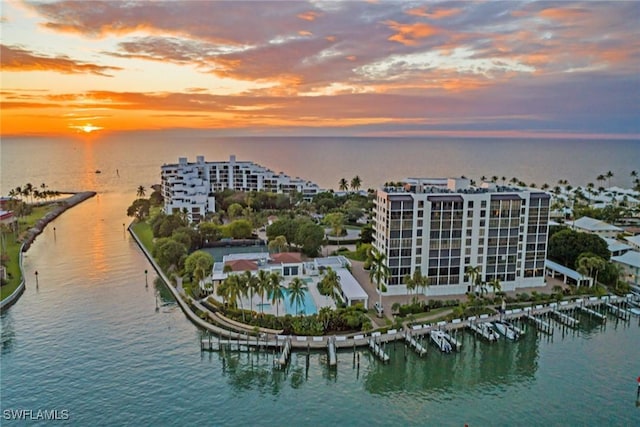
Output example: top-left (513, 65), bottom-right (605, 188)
top-left (612, 251), bottom-right (640, 269)
top-left (566, 216), bottom-right (622, 232)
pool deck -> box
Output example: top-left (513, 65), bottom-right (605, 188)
top-left (209, 276), bottom-right (337, 317)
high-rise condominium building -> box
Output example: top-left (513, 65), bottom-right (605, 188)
top-left (161, 155), bottom-right (323, 223)
top-left (373, 178), bottom-right (550, 296)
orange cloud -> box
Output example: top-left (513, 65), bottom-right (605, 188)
top-left (385, 21), bottom-right (441, 46)
top-left (297, 11), bottom-right (323, 21)
top-left (406, 7), bottom-right (462, 20)
top-left (1, 44), bottom-right (121, 76)
top-left (539, 7), bottom-right (590, 20)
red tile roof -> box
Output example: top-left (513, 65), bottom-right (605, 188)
top-left (226, 259), bottom-right (258, 272)
top-left (271, 252), bottom-right (302, 263)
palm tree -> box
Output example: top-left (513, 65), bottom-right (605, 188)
top-left (596, 174), bottom-right (606, 188)
top-left (368, 247), bottom-right (390, 313)
top-left (338, 178), bottom-right (349, 191)
top-left (256, 269), bottom-right (271, 315)
top-left (23, 183), bottom-right (34, 204)
top-left (242, 270), bottom-right (257, 315)
top-left (318, 306), bottom-right (333, 332)
top-left (137, 185), bottom-right (146, 198)
top-left (605, 170), bottom-right (614, 187)
top-left (288, 277), bottom-right (308, 316)
top-left (465, 265), bottom-right (482, 294)
top-left (488, 277), bottom-right (501, 295)
top-left (320, 267), bottom-right (342, 303)
top-left (403, 273), bottom-right (416, 305)
top-left (220, 274), bottom-right (247, 321)
top-left (268, 272), bottom-right (285, 317)
top-left (350, 175), bottom-right (362, 192)
top-left (491, 175), bottom-right (498, 183)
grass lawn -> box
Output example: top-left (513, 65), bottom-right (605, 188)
top-left (130, 221), bottom-right (154, 253)
top-left (1, 204), bottom-right (58, 301)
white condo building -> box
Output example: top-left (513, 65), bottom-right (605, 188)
top-left (373, 178), bottom-right (551, 297)
top-left (161, 155), bottom-right (323, 222)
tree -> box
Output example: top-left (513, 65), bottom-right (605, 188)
top-left (318, 267), bottom-right (342, 303)
top-left (184, 251), bottom-right (214, 283)
top-left (360, 224), bottom-right (374, 244)
top-left (288, 277), bottom-right (308, 316)
top-left (324, 212), bottom-right (345, 237)
top-left (227, 203), bottom-right (244, 220)
top-left (198, 222), bottom-right (222, 245)
top-left (605, 170), bottom-right (614, 187)
top-left (576, 253), bottom-right (606, 286)
top-left (368, 247), bottom-right (389, 313)
top-left (488, 277), bottom-right (501, 296)
top-left (338, 178), bottom-right (349, 191)
top-left (127, 198), bottom-right (151, 221)
top-left (268, 271), bottom-right (285, 317)
top-left (153, 238), bottom-right (187, 271)
top-left (137, 185), bottom-right (146, 198)
top-left (405, 267), bottom-right (429, 303)
top-left (318, 306), bottom-right (334, 332)
top-left (242, 270), bottom-right (257, 315)
top-left (221, 273), bottom-right (247, 322)
top-left (548, 229), bottom-right (610, 268)
top-left (225, 219), bottom-right (253, 239)
top-left (350, 176), bottom-right (362, 192)
top-left (465, 265), bottom-right (482, 293)
top-left (403, 273), bottom-right (417, 305)
top-left (294, 221), bottom-right (325, 256)
top-left (268, 235), bottom-right (288, 253)
top-left (255, 269), bottom-right (271, 315)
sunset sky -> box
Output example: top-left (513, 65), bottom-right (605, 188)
top-left (1, 0), bottom-right (639, 138)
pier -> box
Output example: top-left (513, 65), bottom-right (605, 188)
top-left (467, 319), bottom-right (499, 342)
top-left (275, 337), bottom-right (292, 369)
top-left (327, 337), bottom-right (337, 367)
top-left (524, 312), bottom-right (554, 334)
top-left (577, 305), bottom-right (606, 322)
top-left (404, 332), bottom-right (427, 356)
top-left (430, 330), bottom-right (453, 353)
top-left (368, 336), bottom-right (390, 363)
top-left (551, 310), bottom-right (580, 328)
top-left (605, 303), bottom-right (632, 321)
top-left (194, 294), bottom-right (637, 368)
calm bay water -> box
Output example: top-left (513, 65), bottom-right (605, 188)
top-left (1, 135), bottom-right (639, 426)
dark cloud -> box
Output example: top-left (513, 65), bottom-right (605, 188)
top-left (1, 44), bottom-right (122, 76)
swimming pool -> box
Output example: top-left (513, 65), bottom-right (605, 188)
top-left (282, 289), bottom-right (317, 316)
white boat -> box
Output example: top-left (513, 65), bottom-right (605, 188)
top-left (492, 321), bottom-right (521, 341)
top-left (430, 330), bottom-right (452, 353)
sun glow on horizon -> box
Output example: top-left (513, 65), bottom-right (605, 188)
top-left (70, 123), bottom-right (104, 134)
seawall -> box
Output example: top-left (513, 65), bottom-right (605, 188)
top-left (0, 191), bottom-right (96, 311)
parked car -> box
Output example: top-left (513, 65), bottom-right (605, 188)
top-left (374, 302), bottom-right (384, 318)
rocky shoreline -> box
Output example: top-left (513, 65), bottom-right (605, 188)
top-left (21, 192), bottom-right (96, 252)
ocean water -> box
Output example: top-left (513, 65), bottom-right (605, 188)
top-left (1, 135), bottom-right (639, 425)
top-left (1, 134), bottom-right (639, 194)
